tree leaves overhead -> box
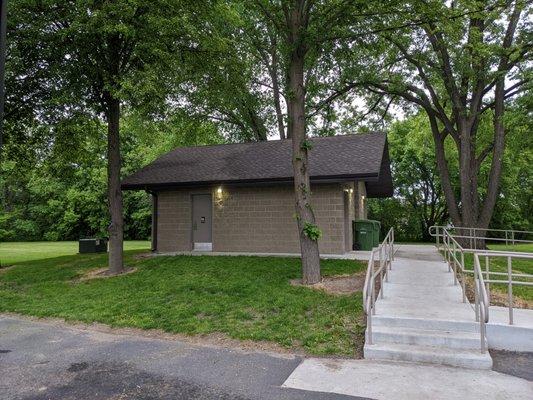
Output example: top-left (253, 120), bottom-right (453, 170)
top-left (1, 0), bottom-right (531, 243)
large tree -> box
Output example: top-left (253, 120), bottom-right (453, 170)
top-left (247, 0), bottom-right (377, 284)
top-left (337, 0), bottom-right (532, 233)
top-left (9, 0), bottom-right (219, 273)
top-left (172, 5), bottom-right (288, 141)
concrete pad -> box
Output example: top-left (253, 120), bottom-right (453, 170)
top-left (283, 358), bottom-right (533, 400)
top-left (394, 244), bottom-right (445, 262)
top-left (487, 307), bottom-right (533, 351)
top-left (154, 250), bottom-right (372, 261)
top-left (490, 306), bottom-right (533, 328)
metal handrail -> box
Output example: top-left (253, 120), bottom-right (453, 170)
top-left (430, 225), bottom-right (533, 248)
top-left (473, 254), bottom-right (489, 353)
top-left (440, 227), bottom-right (488, 353)
top-left (438, 227), bottom-right (533, 351)
top-left (363, 227), bottom-right (394, 345)
top-left (430, 225), bottom-right (533, 236)
top-left (463, 251), bottom-right (533, 326)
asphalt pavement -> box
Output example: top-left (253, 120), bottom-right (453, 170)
top-left (0, 315), bottom-right (365, 400)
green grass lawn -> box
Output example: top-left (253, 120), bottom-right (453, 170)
top-left (0, 250), bottom-right (366, 356)
top-left (0, 241), bottom-right (150, 265)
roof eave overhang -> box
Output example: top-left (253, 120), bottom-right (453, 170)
top-left (121, 173), bottom-right (380, 191)
top-left (365, 139), bottom-right (393, 198)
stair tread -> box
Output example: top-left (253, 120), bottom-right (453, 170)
top-left (365, 342), bottom-right (490, 359)
top-left (372, 325), bottom-right (480, 339)
top-left (374, 314), bottom-right (477, 325)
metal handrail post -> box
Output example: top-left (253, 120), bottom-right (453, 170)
top-left (446, 231), bottom-right (452, 272)
top-left (367, 310), bottom-right (372, 344)
top-left (372, 265), bottom-right (376, 316)
top-left (391, 228), bottom-right (394, 260)
top-left (485, 255), bottom-right (490, 301)
top-left (452, 240), bottom-right (457, 285)
top-left (385, 244), bottom-right (389, 282)
top-left (479, 291), bottom-right (487, 353)
top-left (461, 251), bottom-right (466, 303)
top-left (473, 265), bottom-right (480, 322)
top-left (380, 246), bottom-right (384, 299)
top-left (508, 256), bottom-right (513, 325)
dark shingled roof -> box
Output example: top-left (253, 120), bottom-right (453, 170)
top-left (122, 132), bottom-right (393, 198)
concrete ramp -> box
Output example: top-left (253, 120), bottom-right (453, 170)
top-left (364, 244), bottom-right (493, 369)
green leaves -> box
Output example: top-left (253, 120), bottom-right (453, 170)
top-left (303, 222), bottom-right (322, 242)
top-left (300, 139), bottom-right (313, 151)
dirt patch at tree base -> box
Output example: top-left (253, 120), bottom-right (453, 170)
top-left (78, 267), bottom-right (137, 281)
top-left (290, 272), bottom-right (366, 295)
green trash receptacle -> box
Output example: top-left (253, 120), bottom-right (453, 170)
top-left (368, 220), bottom-right (381, 247)
top-left (353, 220), bottom-right (375, 251)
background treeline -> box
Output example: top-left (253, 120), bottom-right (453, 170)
top-left (1, 111), bottom-right (224, 241)
top-left (1, 0), bottom-right (531, 244)
top-left (369, 95), bottom-right (532, 242)
top-left (2, 96), bottom-right (530, 242)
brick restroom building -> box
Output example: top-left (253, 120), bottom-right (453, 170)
top-left (121, 132), bottom-right (393, 255)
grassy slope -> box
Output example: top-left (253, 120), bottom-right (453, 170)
top-left (0, 251), bottom-right (366, 356)
top-left (0, 241), bottom-right (150, 265)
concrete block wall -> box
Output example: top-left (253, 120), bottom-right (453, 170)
top-left (213, 184), bottom-right (347, 254)
top-left (156, 190), bottom-right (192, 252)
top-left (155, 182), bottom-right (359, 255)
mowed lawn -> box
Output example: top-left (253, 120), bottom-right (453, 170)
top-left (0, 241), bottom-right (150, 265)
top-left (0, 248), bottom-right (366, 356)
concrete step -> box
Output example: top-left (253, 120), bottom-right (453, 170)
top-left (364, 342), bottom-right (492, 369)
top-left (384, 273), bottom-right (455, 286)
top-left (381, 283), bottom-right (463, 300)
top-left (375, 297), bottom-right (469, 308)
top-left (373, 302), bottom-right (475, 321)
top-left (373, 315), bottom-right (479, 333)
top-left (371, 326), bottom-right (480, 349)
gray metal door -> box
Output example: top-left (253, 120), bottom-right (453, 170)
top-left (192, 194), bottom-right (212, 244)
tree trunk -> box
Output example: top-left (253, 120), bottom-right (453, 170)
top-left (0, 0), bottom-right (6, 158)
top-left (479, 79), bottom-right (506, 229)
top-left (287, 3), bottom-right (320, 285)
top-left (429, 116), bottom-right (461, 226)
top-left (270, 39), bottom-right (286, 139)
top-left (106, 94), bottom-right (124, 274)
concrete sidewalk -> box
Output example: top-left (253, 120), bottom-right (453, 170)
top-left (283, 358), bottom-right (533, 400)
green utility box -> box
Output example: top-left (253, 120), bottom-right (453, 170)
top-left (353, 219), bottom-right (381, 250)
top-left (79, 238), bottom-right (108, 254)
top-left (369, 220), bottom-right (381, 247)
top-left (353, 220), bottom-right (374, 251)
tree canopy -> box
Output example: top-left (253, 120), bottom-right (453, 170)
top-left (1, 0), bottom-right (531, 263)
